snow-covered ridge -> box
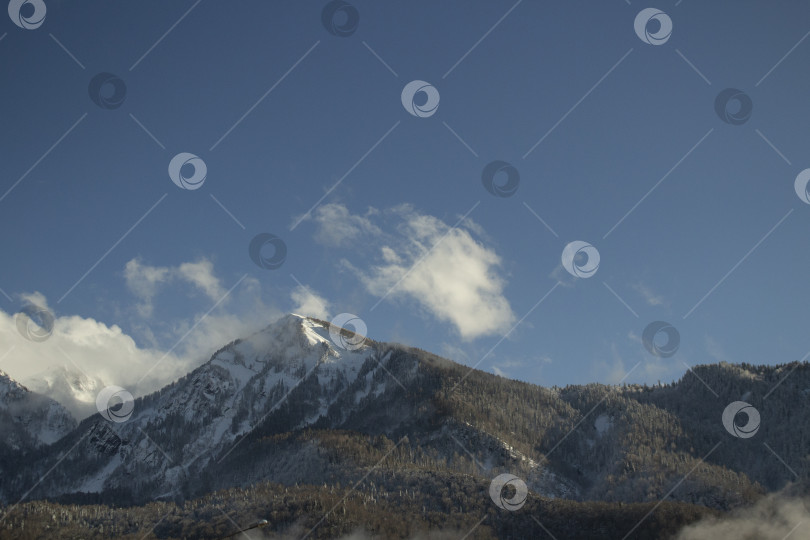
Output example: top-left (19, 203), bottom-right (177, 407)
top-left (0, 369), bottom-right (77, 448)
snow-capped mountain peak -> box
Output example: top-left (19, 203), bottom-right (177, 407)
top-left (22, 364), bottom-right (106, 421)
top-left (210, 314), bottom-right (368, 375)
top-left (0, 370), bottom-right (76, 449)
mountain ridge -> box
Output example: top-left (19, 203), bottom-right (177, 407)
top-left (0, 369), bottom-right (76, 452)
top-left (2, 314), bottom-right (808, 538)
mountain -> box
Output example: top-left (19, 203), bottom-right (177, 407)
top-left (1, 315), bottom-right (809, 539)
top-left (22, 364), bottom-right (106, 421)
top-left (3, 314), bottom-right (398, 502)
top-left (0, 369), bottom-right (76, 452)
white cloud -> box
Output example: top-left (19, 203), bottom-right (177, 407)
top-left (290, 285), bottom-right (331, 320)
top-left (0, 300), bottom-right (187, 418)
top-left (124, 259), bottom-right (171, 317)
top-left (1, 270), bottom-right (283, 420)
top-left (125, 272), bottom-right (281, 376)
top-left (307, 203), bottom-right (382, 247)
top-left (19, 291), bottom-right (50, 310)
top-left (177, 260), bottom-right (226, 301)
top-left (592, 343), bottom-right (681, 386)
top-left (489, 357), bottom-right (528, 379)
top-left (380, 246), bottom-right (402, 264)
top-left (676, 492), bottom-right (810, 540)
top-left (338, 205), bottom-right (515, 340)
top-left (124, 257), bottom-right (226, 317)
top-left (492, 366), bottom-right (507, 377)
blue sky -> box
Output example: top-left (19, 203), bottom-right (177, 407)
top-left (1, 0), bottom-right (810, 395)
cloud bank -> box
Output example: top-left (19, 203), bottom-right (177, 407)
top-left (676, 492), bottom-right (809, 540)
top-left (0, 256), bottom-right (328, 419)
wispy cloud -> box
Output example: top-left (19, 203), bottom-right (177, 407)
top-left (548, 264), bottom-right (578, 288)
top-left (291, 285), bottom-right (331, 320)
top-left (593, 342), bottom-right (680, 385)
top-left (125, 257), bottom-right (229, 317)
top-left (327, 204), bottom-right (516, 340)
top-left (1, 258), bottom-right (287, 419)
top-left (705, 335), bottom-right (731, 363)
top-left (1, 296), bottom-right (188, 417)
top-left (177, 260), bottom-right (226, 302)
top-left (676, 491), bottom-right (809, 540)
top-left (302, 203), bottom-right (382, 247)
top-left (632, 282), bottom-right (666, 306)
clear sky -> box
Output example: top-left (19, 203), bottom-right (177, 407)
top-left (1, 0), bottom-right (809, 395)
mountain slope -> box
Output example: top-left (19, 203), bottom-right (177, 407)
top-left (2, 315), bottom-right (404, 502)
top-left (2, 315), bottom-right (808, 539)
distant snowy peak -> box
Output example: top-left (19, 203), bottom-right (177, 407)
top-left (22, 365), bottom-right (106, 421)
top-left (0, 370), bottom-right (76, 448)
top-left (24, 364), bottom-right (104, 401)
